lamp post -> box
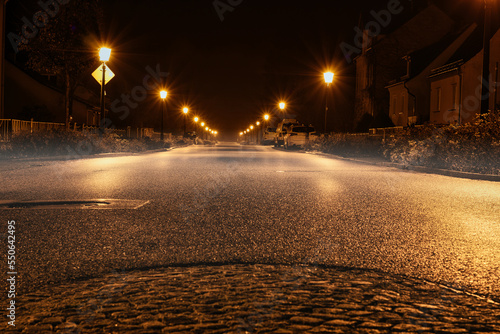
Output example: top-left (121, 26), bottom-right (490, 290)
top-left (194, 116), bottom-right (199, 138)
top-left (160, 90), bottom-right (167, 140)
top-left (324, 72), bottom-right (334, 134)
top-left (99, 47), bottom-right (111, 134)
top-left (481, 0), bottom-right (492, 115)
top-left (279, 102), bottom-right (286, 118)
top-left (256, 121), bottom-right (261, 144)
top-left (183, 107), bottom-right (189, 136)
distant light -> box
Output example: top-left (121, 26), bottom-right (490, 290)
top-left (99, 47), bottom-right (111, 62)
top-left (250, 125), bottom-right (254, 130)
top-left (194, 117), bottom-right (199, 123)
top-left (264, 114), bottom-right (270, 121)
top-left (160, 90), bottom-right (167, 99)
top-left (324, 72), bottom-right (334, 84)
top-left (201, 122), bottom-right (205, 127)
top-left (183, 107), bottom-right (189, 114)
top-left (279, 102), bottom-right (285, 110)
top-left (247, 128), bottom-right (250, 132)
top-left (205, 127), bottom-right (209, 131)
top-left (256, 122), bottom-right (260, 126)
top-left (240, 132), bottom-right (243, 136)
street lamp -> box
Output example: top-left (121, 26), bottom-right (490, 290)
top-left (183, 107), bottom-right (189, 136)
top-left (160, 90), bottom-right (167, 140)
top-left (99, 47), bottom-right (111, 134)
top-left (256, 121), bottom-right (261, 144)
top-left (324, 72), bottom-right (334, 133)
top-left (194, 116), bottom-right (199, 137)
top-left (279, 102), bottom-right (286, 113)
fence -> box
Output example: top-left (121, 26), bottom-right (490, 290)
top-left (0, 119), bottom-right (66, 139)
top-left (0, 119), bottom-right (155, 141)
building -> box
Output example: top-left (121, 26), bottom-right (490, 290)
top-left (4, 60), bottom-right (100, 126)
top-left (385, 24), bottom-right (477, 127)
top-left (429, 26), bottom-right (500, 125)
top-left (353, 4), bottom-right (455, 131)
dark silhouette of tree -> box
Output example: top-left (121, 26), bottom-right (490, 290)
top-left (19, 0), bottom-right (103, 128)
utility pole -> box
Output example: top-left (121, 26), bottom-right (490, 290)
top-left (481, 0), bottom-right (492, 115)
top-left (1, 1), bottom-right (9, 120)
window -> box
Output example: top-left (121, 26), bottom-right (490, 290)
top-left (435, 87), bottom-right (442, 112)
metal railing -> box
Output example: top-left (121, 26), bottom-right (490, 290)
top-left (0, 119), bottom-right (154, 141)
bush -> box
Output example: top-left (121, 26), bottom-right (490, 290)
top-left (0, 130), bottom-right (181, 158)
top-left (306, 133), bottom-right (385, 158)
top-left (384, 112), bottom-right (500, 174)
top-left (305, 112), bottom-right (499, 175)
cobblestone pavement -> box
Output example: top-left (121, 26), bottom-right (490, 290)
top-left (5, 265), bottom-right (500, 333)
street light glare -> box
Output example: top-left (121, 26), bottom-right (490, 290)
top-left (250, 125), bottom-right (254, 130)
top-left (194, 117), bottom-right (199, 123)
top-left (183, 107), bottom-right (189, 114)
top-left (256, 122), bottom-right (260, 126)
top-left (99, 47), bottom-right (112, 62)
top-left (201, 122), bottom-right (205, 127)
top-left (279, 102), bottom-right (286, 110)
top-left (160, 90), bottom-right (167, 99)
top-left (324, 72), bottom-right (334, 84)
top-left (264, 114), bottom-right (270, 120)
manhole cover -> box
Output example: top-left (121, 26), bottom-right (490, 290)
top-left (0, 199), bottom-right (149, 209)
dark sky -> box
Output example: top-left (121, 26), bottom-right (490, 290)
top-left (102, 0), bottom-right (371, 135)
top-left (7, 0), bottom-right (486, 138)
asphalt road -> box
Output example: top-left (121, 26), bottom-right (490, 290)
top-left (1, 142), bottom-right (499, 301)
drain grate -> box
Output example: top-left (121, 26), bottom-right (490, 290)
top-left (0, 199), bottom-right (149, 210)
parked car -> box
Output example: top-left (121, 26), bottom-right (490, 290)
top-left (274, 119), bottom-right (299, 147)
top-left (262, 127), bottom-right (276, 145)
top-left (284, 125), bottom-right (318, 149)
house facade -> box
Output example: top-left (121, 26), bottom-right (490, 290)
top-left (4, 60), bottom-right (99, 125)
top-left (386, 24), bottom-right (477, 127)
top-left (429, 27), bottom-right (500, 124)
top-left (353, 4), bottom-right (455, 130)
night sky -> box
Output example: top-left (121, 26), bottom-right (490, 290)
top-left (7, 0), bottom-right (486, 139)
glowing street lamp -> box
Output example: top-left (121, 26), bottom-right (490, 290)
top-left (182, 107), bottom-right (189, 136)
top-left (324, 71), bottom-right (334, 133)
top-left (279, 102), bottom-right (286, 111)
top-left (324, 72), bottom-right (334, 85)
top-left (99, 47), bottom-right (111, 134)
top-left (160, 90), bottom-right (167, 140)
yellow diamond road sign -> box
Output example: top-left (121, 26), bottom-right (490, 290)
top-left (92, 64), bottom-right (115, 85)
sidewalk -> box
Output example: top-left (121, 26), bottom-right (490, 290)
top-left (5, 265), bottom-right (500, 333)
top-left (308, 151), bottom-right (500, 182)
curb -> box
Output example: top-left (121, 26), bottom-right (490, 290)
top-left (310, 151), bottom-right (500, 182)
top-left (0, 146), bottom-right (188, 163)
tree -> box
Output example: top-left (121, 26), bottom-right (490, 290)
top-left (19, 0), bottom-right (103, 128)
